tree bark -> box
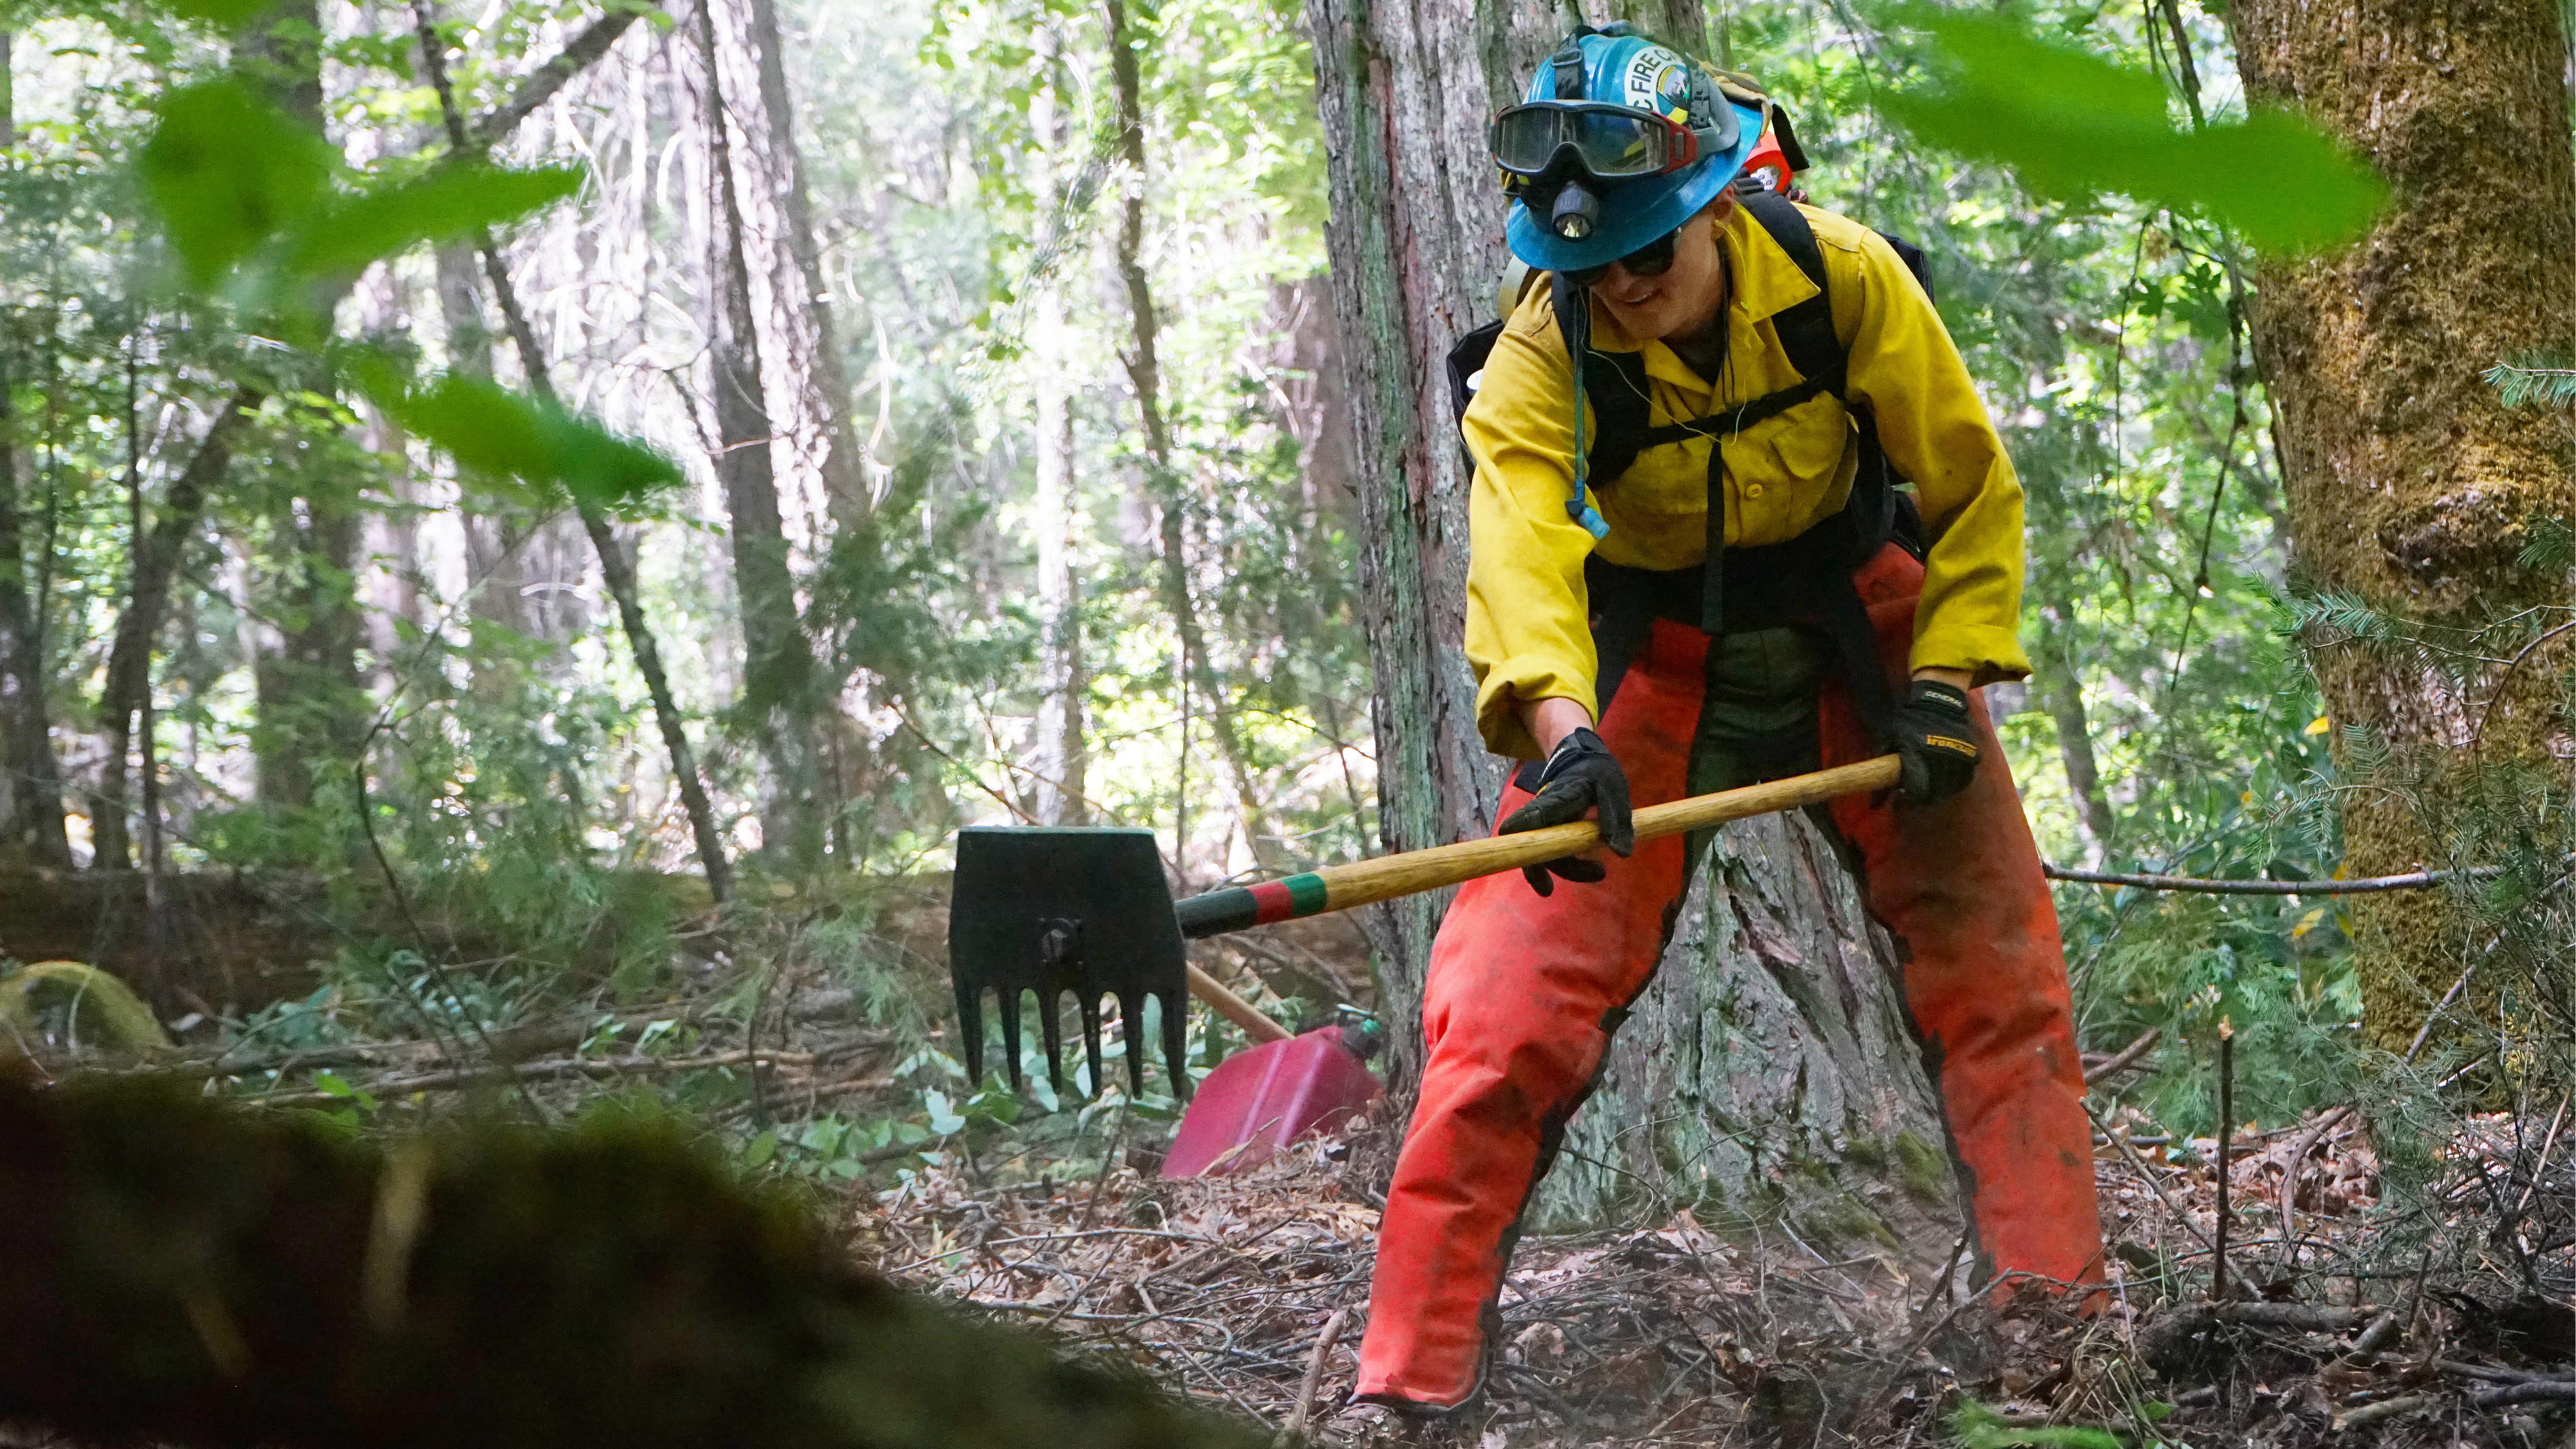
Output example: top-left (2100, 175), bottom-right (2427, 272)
top-left (694, 0), bottom-right (825, 868)
top-left (740, 0), bottom-right (868, 527)
top-left (252, 486), bottom-right (366, 812)
top-left (413, 0), bottom-right (734, 904)
top-left (1304, 0), bottom-right (1960, 1249)
top-left (1533, 812), bottom-right (1961, 1263)
top-left (738, 0), bottom-right (938, 851)
top-left (2034, 614), bottom-right (2114, 860)
top-left (436, 242), bottom-right (535, 654)
top-left (1028, 29), bottom-right (1088, 828)
top-left (237, 0), bottom-right (366, 817)
top-left (0, 301), bottom-right (69, 868)
top-left (1103, 0), bottom-right (1272, 872)
top-left (1303, 0), bottom-right (1553, 1092)
top-left (93, 388), bottom-right (257, 871)
top-left (2222, 0), bottom-right (2576, 1047)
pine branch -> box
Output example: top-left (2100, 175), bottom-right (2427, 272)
top-left (2484, 350), bottom-right (2576, 410)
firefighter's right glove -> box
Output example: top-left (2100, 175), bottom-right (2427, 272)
top-left (1498, 727), bottom-right (1633, 896)
top-left (1895, 679), bottom-right (1981, 806)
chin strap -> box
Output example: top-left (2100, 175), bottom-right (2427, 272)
top-left (1549, 274), bottom-right (1610, 541)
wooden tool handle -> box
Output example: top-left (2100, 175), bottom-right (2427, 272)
top-left (1184, 961), bottom-right (1293, 1043)
top-left (1314, 754), bottom-right (1900, 913)
top-left (1176, 755), bottom-right (1901, 937)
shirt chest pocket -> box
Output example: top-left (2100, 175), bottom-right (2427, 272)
top-left (1722, 392), bottom-right (1854, 546)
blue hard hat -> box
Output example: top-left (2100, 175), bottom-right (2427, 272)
top-left (1501, 33), bottom-right (1765, 273)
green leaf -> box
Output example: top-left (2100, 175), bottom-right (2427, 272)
top-left (1877, 5), bottom-right (2386, 253)
top-left (283, 164), bottom-right (583, 283)
top-left (352, 353), bottom-right (685, 515)
top-left (1949, 1400), bottom-right (2125, 1449)
top-left (922, 1088), bottom-right (967, 1136)
top-left (138, 79), bottom-right (334, 287)
top-left (741, 1128), bottom-right (778, 1169)
top-left (158, 0), bottom-right (279, 25)
top-left (310, 1071), bottom-right (380, 1113)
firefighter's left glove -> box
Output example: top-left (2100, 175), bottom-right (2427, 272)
top-left (1895, 679), bottom-right (1981, 806)
top-left (1498, 727), bottom-right (1633, 897)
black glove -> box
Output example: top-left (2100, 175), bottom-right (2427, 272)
top-left (1895, 679), bottom-right (1981, 806)
top-left (1498, 727), bottom-right (1634, 896)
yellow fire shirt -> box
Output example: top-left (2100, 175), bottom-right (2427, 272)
top-left (1461, 200), bottom-right (2031, 760)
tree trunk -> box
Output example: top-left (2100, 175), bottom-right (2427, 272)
top-left (2034, 615), bottom-right (2114, 860)
top-left (253, 488), bottom-right (366, 812)
top-left (413, 0), bottom-right (734, 904)
top-left (2223, 0), bottom-right (2576, 1048)
top-left (0, 113), bottom-right (69, 869)
top-left (1102, 0), bottom-right (1272, 873)
top-left (1306, 0), bottom-right (1960, 1247)
top-left (93, 388), bottom-right (256, 871)
top-left (238, 0), bottom-right (367, 818)
top-left (436, 241), bottom-right (532, 651)
top-left (740, 0), bottom-right (934, 850)
top-left (694, 0), bottom-right (824, 868)
top-left (741, 0), bottom-right (869, 529)
top-left (1533, 812), bottom-right (1963, 1263)
top-left (1027, 30), bottom-right (1087, 828)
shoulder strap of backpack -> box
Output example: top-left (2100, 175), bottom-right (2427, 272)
top-left (1577, 347), bottom-right (1654, 484)
top-left (1737, 191), bottom-right (1841, 389)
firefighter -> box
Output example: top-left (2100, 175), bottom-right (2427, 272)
top-left (1352, 26), bottom-right (2105, 1417)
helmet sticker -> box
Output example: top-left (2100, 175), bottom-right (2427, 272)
top-left (1622, 46), bottom-right (1690, 117)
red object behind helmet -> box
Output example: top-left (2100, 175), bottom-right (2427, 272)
top-left (1737, 125), bottom-right (1794, 195)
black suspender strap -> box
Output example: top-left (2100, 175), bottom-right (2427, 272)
top-left (1700, 434), bottom-right (1726, 635)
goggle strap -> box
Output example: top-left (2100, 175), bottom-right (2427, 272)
top-left (1552, 42), bottom-right (1586, 103)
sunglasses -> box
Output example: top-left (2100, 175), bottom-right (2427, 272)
top-left (1564, 227), bottom-right (1681, 288)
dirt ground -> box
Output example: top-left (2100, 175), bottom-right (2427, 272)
top-left (854, 1099), bottom-right (2576, 1447)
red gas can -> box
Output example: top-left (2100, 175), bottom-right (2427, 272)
top-left (1161, 1024), bottom-right (1382, 1178)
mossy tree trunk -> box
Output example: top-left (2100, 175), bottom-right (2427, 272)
top-left (2224, 0), bottom-right (2576, 1048)
top-left (1306, 0), bottom-right (1961, 1257)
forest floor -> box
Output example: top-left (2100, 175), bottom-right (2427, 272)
top-left (853, 1094), bottom-right (2576, 1449)
top-left (18, 908), bottom-right (2572, 1449)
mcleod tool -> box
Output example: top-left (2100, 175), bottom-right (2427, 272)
top-left (948, 754), bottom-right (1902, 1097)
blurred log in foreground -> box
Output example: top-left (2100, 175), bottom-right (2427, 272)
top-left (0, 1075), bottom-right (1261, 1449)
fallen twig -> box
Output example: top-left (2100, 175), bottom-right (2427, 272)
top-left (1283, 1308), bottom-right (1350, 1441)
top-left (2348, 1308), bottom-right (2405, 1358)
top-left (2084, 1027), bottom-right (2160, 1085)
top-left (248, 1049), bottom-right (817, 1106)
top-left (2274, 1103), bottom-right (2354, 1276)
top-left (2044, 863), bottom-right (2493, 894)
top-left (2469, 1380), bottom-right (2576, 1409)
top-left (2438, 1358), bottom-right (2567, 1385)
top-left (2333, 1392), bottom-right (2437, 1429)
top-left (2085, 1102), bottom-right (2264, 1298)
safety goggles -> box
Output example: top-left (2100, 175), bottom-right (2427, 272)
top-left (1490, 101), bottom-right (1732, 186)
top-left (1564, 227), bottom-right (1681, 288)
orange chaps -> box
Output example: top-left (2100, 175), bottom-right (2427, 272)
top-left (1354, 545), bottom-right (2103, 1411)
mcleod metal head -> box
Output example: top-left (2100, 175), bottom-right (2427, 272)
top-left (948, 826), bottom-right (1191, 1098)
